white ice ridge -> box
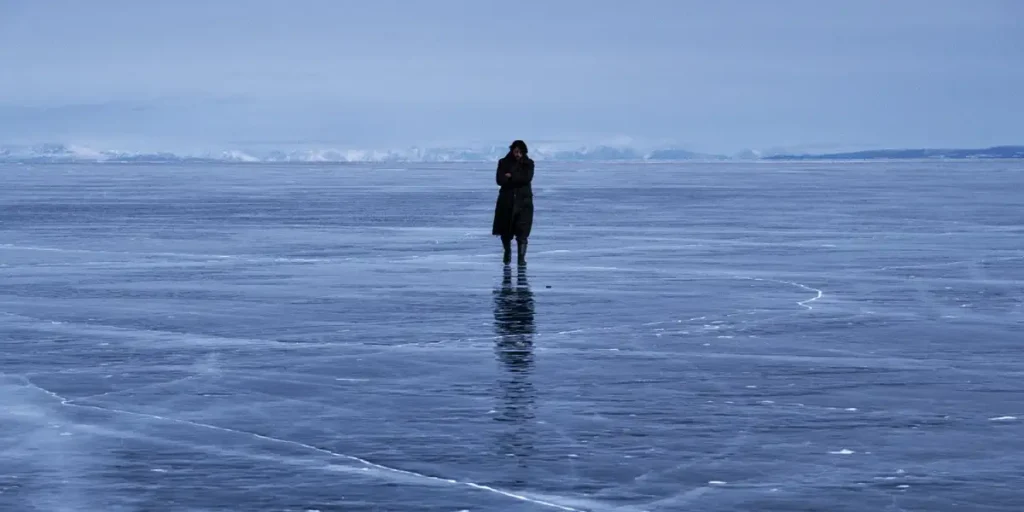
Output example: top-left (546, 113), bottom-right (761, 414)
top-left (15, 377), bottom-right (597, 512)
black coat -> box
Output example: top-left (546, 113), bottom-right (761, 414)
top-left (491, 154), bottom-right (534, 239)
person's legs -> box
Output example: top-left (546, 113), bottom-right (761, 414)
top-left (504, 210), bottom-right (522, 265)
top-left (501, 235), bottom-right (513, 265)
top-left (515, 207), bottom-right (531, 266)
top-left (516, 234), bottom-right (527, 266)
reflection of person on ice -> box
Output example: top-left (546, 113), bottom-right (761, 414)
top-left (492, 140), bottom-right (534, 266)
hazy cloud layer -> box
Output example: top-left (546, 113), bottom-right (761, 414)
top-left (2, 0), bottom-right (1022, 153)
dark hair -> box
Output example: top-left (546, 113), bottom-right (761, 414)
top-left (509, 139), bottom-right (528, 155)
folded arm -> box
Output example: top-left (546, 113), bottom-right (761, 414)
top-left (496, 161), bottom-right (512, 186)
top-left (506, 160), bottom-right (534, 187)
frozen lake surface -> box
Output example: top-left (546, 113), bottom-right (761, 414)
top-left (1, 161), bottom-right (1022, 511)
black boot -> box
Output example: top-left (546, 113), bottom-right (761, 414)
top-left (517, 239), bottom-right (528, 266)
top-left (502, 237), bottom-right (512, 265)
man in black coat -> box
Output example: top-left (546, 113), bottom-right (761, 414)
top-left (492, 140), bottom-right (534, 266)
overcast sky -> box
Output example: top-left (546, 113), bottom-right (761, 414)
top-left (1, 0), bottom-right (1021, 153)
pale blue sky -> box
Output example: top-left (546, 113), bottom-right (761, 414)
top-left (1, 0), bottom-right (1021, 153)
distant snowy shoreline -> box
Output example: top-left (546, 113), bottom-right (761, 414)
top-left (1, 143), bottom-right (1021, 164)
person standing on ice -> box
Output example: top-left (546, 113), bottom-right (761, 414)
top-left (492, 139), bottom-right (534, 266)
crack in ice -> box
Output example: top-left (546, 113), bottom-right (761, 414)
top-left (745, 277), bottom-right (824, 310)
top-left (18, 377), bottom-right (589, 512)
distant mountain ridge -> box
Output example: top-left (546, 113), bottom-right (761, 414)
top-left (761, 145), bottom-right (1024, 160)
top-left (0, 142), bottom-right (1021, 164)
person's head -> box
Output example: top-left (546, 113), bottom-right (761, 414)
top-left (509, 140), bottom-right (528, 159)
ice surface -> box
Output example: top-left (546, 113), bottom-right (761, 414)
top-left (1, 161), bottom-right (1022, 511)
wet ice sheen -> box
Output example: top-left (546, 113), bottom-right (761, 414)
top-left (1, 161), bottom-right (1022, 511)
